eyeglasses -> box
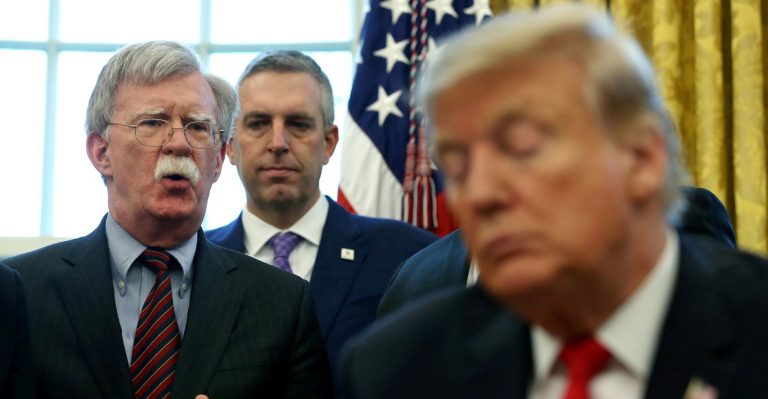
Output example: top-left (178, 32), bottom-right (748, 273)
top-left (108, 118), bottom-right (223, 149)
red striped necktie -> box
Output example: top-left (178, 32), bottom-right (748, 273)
top-left (130, 248), bottom-right (181, 399)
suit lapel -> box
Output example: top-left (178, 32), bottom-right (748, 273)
top-left (310, 200), bottom-right (365, 336)
top-left (209, 214), bottom-right (246, 253)
top-left (464, 287), bottom-right (532, 397)
top-left (441, 229), bottom-right (471, 284)
top-left (57, 221), bottom-right (134, 399)
top-left (644, 235), bottom-right (736, 398)
top-left (172, 232), bottom-right (245, 398)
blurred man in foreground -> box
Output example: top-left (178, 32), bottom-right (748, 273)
top-left (341, 5), bottom-right (768, 398)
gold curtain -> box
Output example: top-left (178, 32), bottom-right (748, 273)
top-left (489, 0), bottom-right (768, 255)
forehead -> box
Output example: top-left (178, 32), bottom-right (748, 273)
top-left (113, 72), bottom-right (216, 117)
top-left (238, 71), bottom-right (323, 114)
top-left (431, 56), bottom-right (594, 141)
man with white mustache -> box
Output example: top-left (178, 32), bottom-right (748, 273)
top-left (3, 41), bottom-right (332, 398)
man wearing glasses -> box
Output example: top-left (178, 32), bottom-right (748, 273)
top-left (3, 41), bottom-right (332, 398)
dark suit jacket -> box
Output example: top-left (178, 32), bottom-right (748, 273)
top-left (206, 198), bottom-right (437, 371)
top-left (377, 186), bottom-right (736, 318)
top-left (377, 229), bottom-right (468, 317)
top-left (342, 235), bottom-right (768, 398)
top-left (4, 217), bottom-right (332, 399)
top-left (679, 186), bottom-right (735, 247)
top-left (0, 263), bottom-right (35, 398)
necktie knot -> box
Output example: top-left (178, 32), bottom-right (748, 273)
top-left (268, 232), bottom-right (302, 273)
top-left (139, 248), bottom-right (175, 276)
top-left (559, 337), bottom-right (611, 399)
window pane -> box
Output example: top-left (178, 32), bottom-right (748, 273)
top-left (52, 51), bottom-right (114, 237)
top-left (211, 0), bottom-right (353, 44)
top-left (60, 0), bottom-right (199, 43)
top-left (0, 0), bottom-right (48, 41)
top-left (0, 50), bottom-right (47, 236)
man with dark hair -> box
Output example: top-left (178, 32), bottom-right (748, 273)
top-left (5, 41), bottom-right (331, 398)
top-left (207, 50), bottom-right (436, 372)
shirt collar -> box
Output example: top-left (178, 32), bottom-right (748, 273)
top-left (106, 213), bottom-right (196, 287)
top-left (242, 195), bottom-right (328, 255)
top-left (532, 229), bottom-right (679, 381)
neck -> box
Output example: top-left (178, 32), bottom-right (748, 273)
top-left (248, 192), bottom-right (320, 230)
top-left (111, 211), bottom-right (199, 249)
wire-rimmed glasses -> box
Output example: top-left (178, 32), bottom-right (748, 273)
top-left (108, 118), bottom-right (222, 149)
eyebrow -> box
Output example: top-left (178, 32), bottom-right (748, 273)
top-left (131, 107), bottom-right (167, 120)
top-left (187, 112), bottom-right (213, 122)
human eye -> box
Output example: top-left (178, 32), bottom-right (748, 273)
top-left (435, 144), bottom-right (468, 183)
top-left (137, 119), bottom-right (167, 128)
top-left (287, 118), bottom-right (313, 132)
top-left (497, 117), bottom-right (548, 158)
top-left (186, 121), bottom-right (211, 133)
top-left (244, 117), bottom-right (269, 132)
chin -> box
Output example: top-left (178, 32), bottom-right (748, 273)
top-left (482, 258), bottom-right (560, 298)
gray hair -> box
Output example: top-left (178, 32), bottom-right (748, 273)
top-left (86, 40), bottom-right (237, 143)
top-left (238, 50), bottom-right (335, 128)
top-left (418, 4), bottom-right (689, 222)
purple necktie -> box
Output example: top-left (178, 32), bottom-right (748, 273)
top-left (268, 232), bottom-right (302, 273)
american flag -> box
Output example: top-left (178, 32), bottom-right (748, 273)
top-left (339, 0), bottom-right (492, 237)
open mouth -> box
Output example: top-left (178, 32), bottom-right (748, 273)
top-left (167, 174), bottom-right (187, 181)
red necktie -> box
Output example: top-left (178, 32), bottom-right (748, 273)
top-left (130, 249), bottom-right (182, 399)
top-left (559, 337), bottom-right (611, 399)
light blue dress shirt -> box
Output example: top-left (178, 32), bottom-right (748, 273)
top-left (105, 214), bottom-right (195, 364)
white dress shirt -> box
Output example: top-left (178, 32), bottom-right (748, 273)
top-left (241, 195), bottom-right (328, 281)
top-left (528, 229), bottom-right (679, 399)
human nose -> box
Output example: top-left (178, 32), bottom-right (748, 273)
top-left (161, 124), bottom-right (192, 154)
top-left (267, 123), bottom-right (289, 155)
top-left (460, 145), bottom-right (513, 216)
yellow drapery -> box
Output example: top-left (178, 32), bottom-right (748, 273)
top-left (489, 0), bottom-right (768, 255)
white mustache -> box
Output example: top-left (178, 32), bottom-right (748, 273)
top-left (154, 155), bottom-right (201, 185)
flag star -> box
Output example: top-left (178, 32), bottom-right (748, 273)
top-left (426, 0), bottom-right (458, 24)
top-left (374, 34), bottom-right (409, 72)
top-left (380, 0), bottom-right (412, 24)
top-left (367, 87), bottom-right (404, 126)
top-left (464, 0), bottom-right (492, 25)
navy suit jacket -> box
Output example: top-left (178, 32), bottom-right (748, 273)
top-left (5, 217), bottom-right (332, 399)
top-left (343, 235), bottom-right (768, 398)
top-left (206, 198), bottom-right (437, 371)
top-left (378, 186), bottom-right (736, 318)
top-left (0, 263), bottom-right (35, 398)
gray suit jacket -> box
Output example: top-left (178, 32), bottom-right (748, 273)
top-left (4, 217), bottom-right (332, 398)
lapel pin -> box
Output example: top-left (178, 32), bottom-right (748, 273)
top-left (341, 248), bottom-right (355, 261)
top-left (684, 377), bottom-right (718, 399)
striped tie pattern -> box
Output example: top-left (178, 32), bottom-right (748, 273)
top-left (130, 248), bottom-right (181, 399)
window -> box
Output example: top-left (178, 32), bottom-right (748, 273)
top-left (0, 0), bottom-right (359, 241)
